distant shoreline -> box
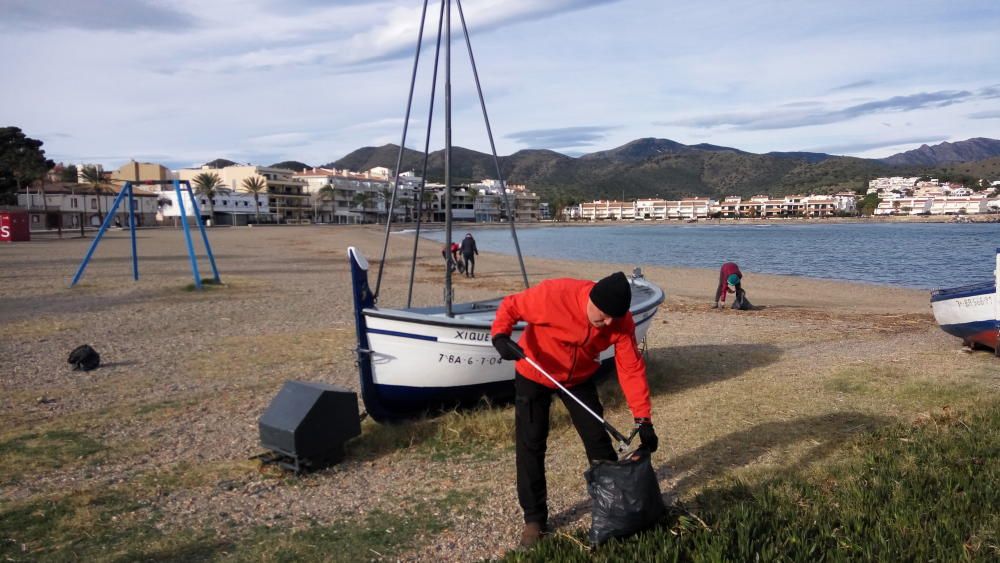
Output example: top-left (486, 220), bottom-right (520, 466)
top-left (399, 213), bottom-right (1000, 232)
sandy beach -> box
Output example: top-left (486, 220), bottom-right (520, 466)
top-left (1, 225), bottom-right (996, 560)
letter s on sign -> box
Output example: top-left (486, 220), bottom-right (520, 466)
top-left (0, 225), bottom-right (10, 238)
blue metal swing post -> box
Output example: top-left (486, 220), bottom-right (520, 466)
top-left (181, 181), bottom-right (221, 284)
top-left (173, 180), bottom-right (204, 289)
top-left (69, 179), bottom-right (222, 289)
top-left (70, 182), bottom-right (133, 287)
top-left (127, 182), bottom-right (139, 281)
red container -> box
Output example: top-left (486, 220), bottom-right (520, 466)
top-left (0, 211), bottom-right (30, 242)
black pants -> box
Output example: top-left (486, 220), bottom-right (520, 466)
top-left (515, 372), bottom-right (616, 525)
top-left (462, 253), bottom-right (475, 276)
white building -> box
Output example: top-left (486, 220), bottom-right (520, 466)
top-left (867, 177), bottom-right (919, 196)
top-left (177, 165), bottom-right (309, 223)
top-left (17, 182), bottom-right (159, 230)
top-left (832, 192), bottom-right (858, 214)
top-left (157, 188), bottom-right (269, 226)
top-left (930, 196), bottom-right (988, 215)
top-left (293, 167), bottom-right (414, 224)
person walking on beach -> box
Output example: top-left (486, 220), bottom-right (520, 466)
top-left (460, 232), bottom-right (479, 278)
top-left (713, 261), bottom-right (743, 308)
top-left (491, 272), bottom-right (658, 548)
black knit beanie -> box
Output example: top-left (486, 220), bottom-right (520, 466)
top-left (589, 272), bottom-right (631, 317)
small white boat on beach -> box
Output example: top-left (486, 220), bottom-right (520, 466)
top-left (349, 248), bottom-right (664, 421)
top-left (930, 248), bottom-right (999, 354)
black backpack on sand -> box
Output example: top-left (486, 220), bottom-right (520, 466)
top-left (68, 344), bottom-right (101, 371)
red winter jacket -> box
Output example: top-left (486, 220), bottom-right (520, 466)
top-left (718, 262), bottom-right (742, 303)
top-left (491, 278), bottom-right (652, 419)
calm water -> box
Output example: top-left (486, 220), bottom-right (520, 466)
top-left (422, 222), bottom-right (1000, 290)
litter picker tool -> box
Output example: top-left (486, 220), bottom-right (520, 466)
top-left (516, 350), bottom-right (639, 456)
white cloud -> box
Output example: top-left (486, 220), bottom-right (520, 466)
top-left (1, 0), bottom-right (998, 168)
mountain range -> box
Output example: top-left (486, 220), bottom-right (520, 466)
top-left (246, 137), bottom-right (1000, 203)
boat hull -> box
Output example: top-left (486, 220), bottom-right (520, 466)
top-left (930, 249), bottom-right (999, 353)
top-left (349, 247), bottom-right (665, 421)
top-left (931, 281), bottom-right (999, 351)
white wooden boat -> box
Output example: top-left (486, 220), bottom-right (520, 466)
top-left (930, 248), bottom-right (999, 353)
top-left (349, 246), bottom-right (664, 421)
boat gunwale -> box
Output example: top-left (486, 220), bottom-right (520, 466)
top-left (930, 280), bottom-right (996, 303)
top-left (363, 280), bottom-right (665, 328)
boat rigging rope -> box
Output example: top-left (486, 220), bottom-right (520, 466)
top-left (374, 0), bottom-right (532, 310)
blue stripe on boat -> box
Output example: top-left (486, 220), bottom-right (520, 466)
top-left (930, 281), bottom-right (995, 302)
top-left (367, 312), bottom-right (657, 343)
top-left (368, 328), bottom-right (438, 341)
top-left (938, 320), bottom-right (999, 338)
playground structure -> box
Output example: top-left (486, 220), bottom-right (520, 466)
top-left (70, 180), bottom-right (221, 290)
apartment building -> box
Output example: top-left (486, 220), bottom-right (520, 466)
top-left (111, 161), bottom-right (173, 183)
top-left (867, 176), bottom-right (920, 195)
top-left (157, 188), bottom-right (269, 226)
top-left (177, 165), bottom-right (310, 223)
top-left (804, 196), bottom-right (836, 217)
top-left (579, 200), bottom-right (633, 220)
top-left (17, 182), bottom-right (159, 230)
top-left (293, 167), bottom-right (416, 224)
top-left (931, 196), bottom-right (988, 215)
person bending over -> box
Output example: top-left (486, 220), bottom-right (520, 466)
top-left (491, 272), bottom-right (658, 548)
top-left (714, 261), bottom-right (743, 309)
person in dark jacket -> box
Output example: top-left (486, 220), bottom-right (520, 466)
top-left (714, 262), bottom-right (743, 308)
top-left (460, 232), bottom-right (479, 278)
top-left (491, 272), bottom-right (658, 548)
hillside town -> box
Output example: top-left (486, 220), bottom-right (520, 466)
top-left (10, 158), bottom-right (1000, 234)
top-left (12, 161), bottom-right (543, 232)
top-left (571, 177), bottom-right (1000, 220)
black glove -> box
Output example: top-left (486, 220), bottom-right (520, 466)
top-left (634, 418), bottom-right (658, 453)
top-left (491, 334), bottom-right (524, 361)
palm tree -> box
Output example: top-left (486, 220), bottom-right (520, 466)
top-left (352, 191), bottom-right (373, 223)
top-left (316, 185), bottom-right (336, 223)
top-left (419, 188), bottom-right (435, 222)
top-left (80, 166), bottom-right (110, 224)
top-left (379, 188), bottom-right (393, 224)
top-left (241, 175), bottom-right (267, 224)
top-left (398, 195), bottom-right (413, 223)
top-left (192, 172), bottom-right (223, 224)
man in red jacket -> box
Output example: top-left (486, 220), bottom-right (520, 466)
top-left (491, 272), bottom-right (658, 548)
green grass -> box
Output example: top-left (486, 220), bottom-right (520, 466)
top-left (345, 393), bottom-right (596, 461)
top-left (0, 430), bottom-right (105, 485)
top-left (824, 365), bottom-right (904, 396)
top-left (183, 278), bottom-right (225, 292)
top-left (348, 399), bottom-right (517, 461)
top-left (0, 486), bottom-right (479, 562)
top-left (505, 400), bottom-right (1000, 562)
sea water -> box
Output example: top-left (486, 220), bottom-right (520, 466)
top-left (422, 222), bottom-right (1000, 290)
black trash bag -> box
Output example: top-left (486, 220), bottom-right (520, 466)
top-left (732, 287), bottom-right (754, 310)
top-left (456, 258), bottom-right (466, 274)
top-left (68, 344), bottom-right (101, 371)
top-left (586, 448), bottom-right (665, 546)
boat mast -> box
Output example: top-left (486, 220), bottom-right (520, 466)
top-left (406, 0), bottom-right (445, 308)
top-left (382, 0), bottom-right (532, 312)
top-left (456, 0), bottom-right (529, 289)
top-left (375, 0), bottom-right (431, 303)
top-left (444, 0), bottom-right (454, 316)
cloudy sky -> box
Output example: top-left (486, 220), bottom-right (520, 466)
top-left (2, 0), bottom-right (998, 170)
